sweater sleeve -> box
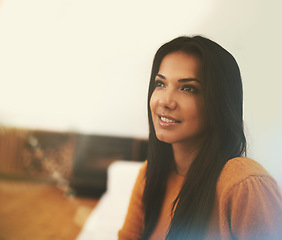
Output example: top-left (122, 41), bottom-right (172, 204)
top-left (226, 175), bottom-right (282, 240)
top-left (118, 161), bottom-right (147, 240)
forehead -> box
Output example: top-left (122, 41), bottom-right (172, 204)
top-left (158, 51), bottom-right (201, 78)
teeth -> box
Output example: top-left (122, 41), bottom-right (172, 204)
top-left (161, 117), bottom-right (176, 123)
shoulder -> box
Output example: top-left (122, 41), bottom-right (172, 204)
top-left (132, 160), bottom-right (147, 193)
top-left (137, 160), bottom-right (147, 183)
top-left (215, 158), bottom-right (282, 239)
top-left (139, 160), bottom-right (147, 175)
top-left (118, 161), bottom-right (147, 239)
top-left (217, 157), bottom-right (278, 195)
top-left (222, 157), bottom-right (270, 177)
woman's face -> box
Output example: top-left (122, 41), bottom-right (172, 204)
top-left (150, 51), bottom-right (207, 146)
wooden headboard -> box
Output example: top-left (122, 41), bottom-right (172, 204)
top-left (0, 127), bottom-right (148, 197)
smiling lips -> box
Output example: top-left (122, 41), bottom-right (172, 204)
top-left (158, 114), bottom-right (181, 127)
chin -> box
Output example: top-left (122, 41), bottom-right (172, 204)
top-left (155, 131), bottom-right (205, 146)
top-left (155, 133), bottom-right (176, 144)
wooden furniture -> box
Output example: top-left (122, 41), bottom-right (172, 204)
top-left (0, 127), bottom-right (148, 197)
top-left (0, 127), bottom-right (148, 239)
top-left (0, 180), bottom-right (98, 240)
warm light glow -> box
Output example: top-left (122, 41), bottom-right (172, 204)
top-left (0, 0), bottom-right (281, 186)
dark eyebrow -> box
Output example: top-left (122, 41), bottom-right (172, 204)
top-left (156, 74), bottom-right (201, 83)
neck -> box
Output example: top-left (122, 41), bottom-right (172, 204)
top-left (172, 140), bottom-right (202, 176)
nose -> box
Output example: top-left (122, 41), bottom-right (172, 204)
top-left (159, 89), bottom-right (177, 110)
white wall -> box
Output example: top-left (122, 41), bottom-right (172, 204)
top-left (0, 0), bottom-right (281, 187)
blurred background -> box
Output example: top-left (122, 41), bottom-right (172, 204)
top-left (0, 0), bottom-right (281, 238)
top-left (0, 0), bottom-right (281, 185)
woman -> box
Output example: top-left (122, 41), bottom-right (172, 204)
top-left (118, 36), bottom-right (282, 239)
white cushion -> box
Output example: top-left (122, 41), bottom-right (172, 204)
top-left (76, 160), bottom-right (143, 240)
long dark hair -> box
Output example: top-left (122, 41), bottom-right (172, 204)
top-left (141, 36), bottom-right (246, 239)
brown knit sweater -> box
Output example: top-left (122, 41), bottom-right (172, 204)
top-left (118, 157), bottom-right (282, 240)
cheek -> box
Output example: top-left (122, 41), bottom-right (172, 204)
top-left (195, 100), bottom-right (207, 128)
top-left (149, 92), bottom-right (157, 113)
top-left (184, 98), bottom-right (206, 122)
top-left (149, 93), bottom-right (159, 130)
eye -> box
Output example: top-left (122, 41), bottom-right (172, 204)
top-left (155, 80), bottom-right (165, 88)
top-left (181, 84), bottom-right (199, 93)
